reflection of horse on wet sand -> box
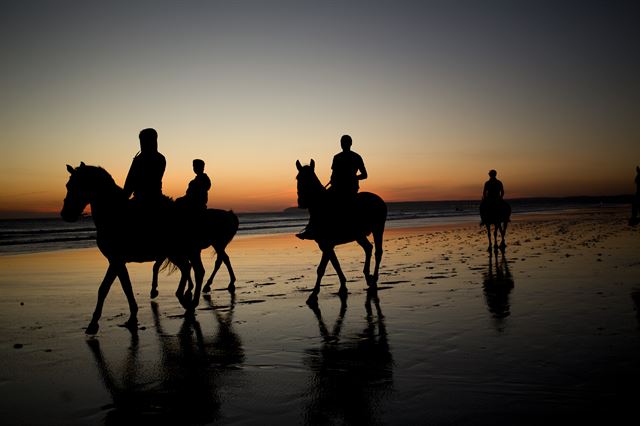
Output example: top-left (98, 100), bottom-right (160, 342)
top-left (296, 160), bottom-right (387, 304)
top-left (86, 296), bottom-right (243, 424)
top-left (61, 163), bottom-right (237, 334)
top-left (482, 250), bottom-right (514, 331)
top-left (304, 290), bottom-right (393, 424)
top-left (480, 199), bottom-right (511, 252)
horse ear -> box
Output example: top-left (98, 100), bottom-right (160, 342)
top-left (80, 161), bottom-right (86, 167)
top-left (66, 164), bottom-right (74, 174)
top-left (296, 160), bottom-right (302, 171)
top-left (310, 159), bottom-right (315, 170)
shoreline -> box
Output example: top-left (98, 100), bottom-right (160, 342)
top-left (0, 205), bottom-right (631, 259)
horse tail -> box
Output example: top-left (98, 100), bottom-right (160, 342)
top-left (160, 257), bottom-right (178, 275)
top-left (221, 210), bottom-right (239, 247)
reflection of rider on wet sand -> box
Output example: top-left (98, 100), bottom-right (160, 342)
top-left (124, 128), bottom-right (166, 209)
top-left (297, 134), bottom-right (368, 240)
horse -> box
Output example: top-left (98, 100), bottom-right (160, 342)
top-left (61, 162), bottom-right (208, 334)
top-left (295, 159), bottom-right (387, 304)
top-left (480, 198), bottom-right (511, 252)
top-left (150, 208), bottom-right (239, 299)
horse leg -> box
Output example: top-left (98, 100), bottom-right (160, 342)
top-left (175, 261), bottom-right (192, 310)
top-left (114, 264), bottom-right (138, 330)
top-left (210, 248), bottom-right (236, 293)
top-left (493, 224), bottom-right (499, 252)
top-left (485, 224), bottom-right (492, 252)
top-left (150, 259), bottom-right (162, 299)
top-left (86, 264), bottom-right (117, 334)
top-left (204, 254), bottom-right (221, 294)
top-left (219, 250), bottom-right (237, 292)
top-left (328, 250), bottom-right (348, 296)
top-left (307, 250), bottom-right (331, 305)
top-left (357, 237), bottom-right (373, 286)
top-left (189, 254), bottom-right (205, 312)
top-left (372, 227), bottom-right (384, 287)
top-left (499, 221), bottom-right (508, 250)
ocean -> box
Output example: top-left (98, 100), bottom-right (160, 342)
top-left (0, 197), bottom-right (630, 256)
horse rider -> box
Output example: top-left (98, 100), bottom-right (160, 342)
top-left (329, 134), bottom-right (368, 201)
top-left (483, 169), bottom-right (504, 202)
top-left (176, 159), bottom-right (211, 212)
top-left (123, 128), bottom-right (166, 208)
top-left (480, 169), bottom-right (504, 225)
top-left (296, 134), bottom-right (368, 240)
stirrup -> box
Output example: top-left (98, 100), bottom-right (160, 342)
top-left (296, 227), bottom-right (315, 240)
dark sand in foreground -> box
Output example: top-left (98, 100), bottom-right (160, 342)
top-left (1, 207), bottom-right (639, 425)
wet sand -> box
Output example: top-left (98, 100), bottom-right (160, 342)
top-left (1, 207), bottom-right (639, 425)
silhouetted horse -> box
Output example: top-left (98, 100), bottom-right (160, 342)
top-left (61, 163), bottom-right (211, 334)
top-left (296, 160), bottom-right (387, 304)
top-left (150, 208), bottom-right (239, 298)
top-left (480, 199), bottom-right (511, 251)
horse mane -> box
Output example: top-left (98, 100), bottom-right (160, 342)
top-left (306, 166), bottom-right (326, 194)
top-left (79, 165), bottom-right (122, 193)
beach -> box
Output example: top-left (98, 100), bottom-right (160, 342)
top-left (1, 206), bottom-right (639, 425)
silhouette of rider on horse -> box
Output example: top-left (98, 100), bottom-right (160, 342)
top-left (124, 128), bottom-right (166, 208)
top-left (297, 134), bottom-right (368, 240)
top-left (480, 169), bottom-right (505, 225)
top-left (176, 159), bottom-right (211, 213)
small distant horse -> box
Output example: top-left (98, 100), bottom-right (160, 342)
top-left (480, 199), bottom-right (511, 252)
top-left (61, 163), bottom-right (218, 334)
top-left (150, 208), bottom-right (239, 298)
top-left (296, 160), bottom-right (387, 304)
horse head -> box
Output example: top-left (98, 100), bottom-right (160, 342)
top-left (296, 159), bottom-right (324, 209)
top-left (61, 162), bottom-right (117, 222)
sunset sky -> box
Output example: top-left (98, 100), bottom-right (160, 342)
top-left (1, 1), bottom-right (639, 217)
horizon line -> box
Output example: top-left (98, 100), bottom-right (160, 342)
top-left (1, 193), bottom-right (634, 220)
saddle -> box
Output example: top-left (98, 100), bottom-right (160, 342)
top-left (480, 199), bottom-right (510, 225)
top-left (311, 191), bottom-right (364, 240)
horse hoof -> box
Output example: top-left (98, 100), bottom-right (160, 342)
top-left (150, 289), bottom-right (159, 299)
top-left (227, 283), bottom-right (236, 293)
top-left (86, 322), bottom-right (99, 335)
top-left (202, 284), bottom-right (211, 294)
top-left (120, 318), bottom-right (138, 331)
top-left (306, 294), bottom-right (318, 306)
top-left (177, 295), bottom-right (190, 310)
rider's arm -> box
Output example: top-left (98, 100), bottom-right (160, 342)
top-left (123, 158), bottom-right (137, 199)
top-left (357, 157), bottom-right (368, 181)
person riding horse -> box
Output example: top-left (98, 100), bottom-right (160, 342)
top-left (176, 159), bottom-right (211, 212)
top-left (123, 128), bottom-right (166, 208)
top-left (480, 169), bottom-right (505, 226)
top-left (297, 134), bottom-right (368, 240)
